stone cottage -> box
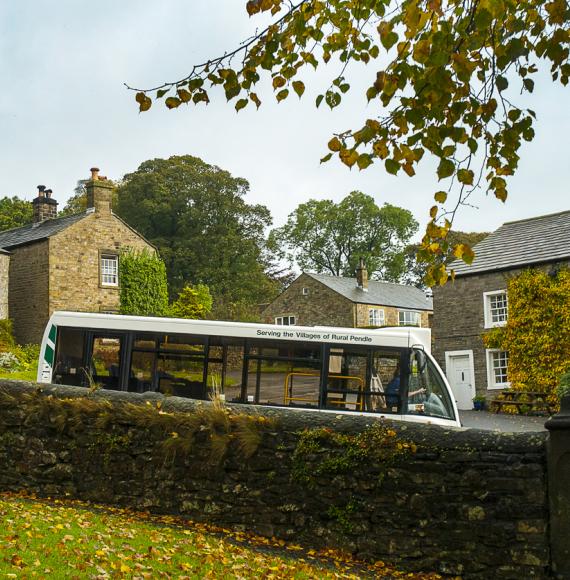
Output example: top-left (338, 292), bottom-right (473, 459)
top-left (432, 210), bottom-right (570, 410)
top-left (0, 168), bottom-right (155, 344)
top-left (262, 261), bottom-right (433, 328)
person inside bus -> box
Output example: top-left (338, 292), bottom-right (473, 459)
top-left (386, 363), bottom-right (426, 408)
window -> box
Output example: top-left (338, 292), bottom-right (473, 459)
top-left (101, 254), bottom-right (118, 287)
top-left (484, 290), bottom-right (508, 328)
top-left (486, 349), bottom-right (510, 389)
top-left (398, 310), bottom-right (421, 327)
top-left (302, 287), bottom-right (309, 295)
top-left (368, 308), bottom-right (385, 326)
top-left (275, 315), bottom-right (296, 326)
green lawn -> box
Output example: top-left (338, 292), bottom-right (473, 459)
top-left (0, 368), bottom-right (37, 382)
top-left (0, 494), bottom-right (440, 579)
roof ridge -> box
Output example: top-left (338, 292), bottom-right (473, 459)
top-left (306, 271), bottom-right (422, 289)
top-left (502, 209), bottom-right (570, 226)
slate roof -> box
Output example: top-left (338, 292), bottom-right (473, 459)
top-left (0, 212), bottom-right (89, 250)
top-left (306, 272), bottom-right (433, 311)
top-left (451, 210), bottom-right (570, 277)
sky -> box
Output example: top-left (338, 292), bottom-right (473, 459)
top-left (0, 0), bottom-right (568, 238)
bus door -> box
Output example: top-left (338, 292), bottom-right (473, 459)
top-left (86, 332), bottom-right (126, 390)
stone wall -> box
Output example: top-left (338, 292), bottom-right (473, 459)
top-left (8, 241), bottom-right (50, 344)
top-left (0, 380), bottom-right (550, 579)
top-left (433, 261), bottom-right (570, 397)
top-left (48, 213), bottom-right (154, 316)
top-left (0, 252), bottom-right (9, 319)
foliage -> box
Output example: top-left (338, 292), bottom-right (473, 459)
top-left (402, 230), bottom-right (489, 287)
top-left (483, 268), bottom-right (570, 405)
top-left (59, 179), bottom-right (120, 216)
top-left (115, 155), bottom-right (284, 317)
top-left (0, 196), bottom-right (33, 231)
top-left (169, 284), bottom-right (213, 319)
top-left (129, 0), bottom-right (570, 283)
top-left (0, 319), bottom-right (16, 351)
top-left (269, 191), bottom-right (418, 280)
top-left (292, 423), bottom-right (416, 486)
top-left (556, 369), bottom-right (570, 399)
top-left (0, 321), bottom-right (39, 380)
top-left (0, 493), bottom-right (441, 579)
top-left (119, 249), bottom-right (169, 317)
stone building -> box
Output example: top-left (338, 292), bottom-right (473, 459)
top-left (0, 249), bottom-right (9, 319)
top-left (262, 262), bottom-right (432, 329)
top-left (432, 210), bottom-right (570, 410)
top-left (0, 168), bottom-right (154, 344)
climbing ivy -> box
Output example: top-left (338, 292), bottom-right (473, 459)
top-left (119, 249), bottom-right (169, 317)
top-left (483, 267), bottom-right (570, 405)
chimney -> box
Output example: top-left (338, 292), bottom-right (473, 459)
top-left (32, 185), bottom-right (58, 223)
top-left (86, 166), bottom-right (114, 215)
top-left (356, 257), bottom-right (368, 292)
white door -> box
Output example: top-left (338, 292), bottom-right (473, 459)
top-left (446, 354), bottom-right (474, 410)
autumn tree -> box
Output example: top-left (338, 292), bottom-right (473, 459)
top-left (269, 191), bottom-right (417, 281)
top-left (129, 0), bottom-right (570, 284)
top-left (115, 155), bottom-right (282, 319)
top-left (169, 284), bottom-right (213, 319)
top-left (0, 196), bottom-right (33, 231)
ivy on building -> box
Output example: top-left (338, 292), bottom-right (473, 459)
top-left (483, 268), bottom-right (570, 404)
top-left (119, 249), bottom-right (169, 317)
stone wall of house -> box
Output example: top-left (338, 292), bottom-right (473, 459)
top-left (0, 381), bottom-right (550, 579)
top-left (48, 213), bottom-right (154, 316)
top-left (432, 261), bottom-right (570, 397)
top-left (0, 252), bottom-right (9, 319)
top-left (354, 303), bottom-right (431, 328)
top-left (8, 242), bottom-right (50, 344)
top-left (262, 274), bottom-right (355, 327)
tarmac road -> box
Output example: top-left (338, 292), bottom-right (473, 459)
top-left (459, 409), bottom-right (548, 432)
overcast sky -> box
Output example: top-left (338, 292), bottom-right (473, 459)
top-left (1, 0), bottom-right (568, 237)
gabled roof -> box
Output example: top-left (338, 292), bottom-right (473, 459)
top-left (0, 212), bottom-right (88, 250)
top-left (451, 210), bottom-right (570, 277)
top-left (306, 272), bottom-right (433, 311)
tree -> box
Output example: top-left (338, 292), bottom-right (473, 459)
top-left (59, 180), bottom-right (119, 216)
top-left (402, 230), bottom-right (489, 287)
top-left (0, 197), bottom-right (33, 231)
top-left (129, 1), bottom-right (570, 284)
top-left (115, 155), bottom-right (281, 318)
top-left (119, 249), bottom-right (169, 316)
top-left (170, 284), bottom-right (213, 319)
top-left (269, 191), bottom-right (418, 281)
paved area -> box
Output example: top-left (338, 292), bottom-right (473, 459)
top-left (459, 409), bottom-right (548, 432)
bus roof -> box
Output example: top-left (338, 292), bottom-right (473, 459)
top-left (45, 311), bottom-right (432, 352)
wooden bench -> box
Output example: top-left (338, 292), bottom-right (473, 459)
top-left (490, 390), bottom-right (556, 416)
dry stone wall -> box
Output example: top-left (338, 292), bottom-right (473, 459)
top-left (0, 381), bottom-right (550, 579)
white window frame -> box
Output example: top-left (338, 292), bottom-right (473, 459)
top-left (398, 310), bottom-right (421, 327)
top-left (275, 315), bottom-right (296, 326)
top-left (100, 254), bottom-right (118, 287)
top-left (368, 308), bottom-right (385, 326)
top-left (302, 287), bottom-right (309, 295)
top-left (486, 349), bottom-right (510, 390)
top-left (483, 290), bottom-right (508, 328)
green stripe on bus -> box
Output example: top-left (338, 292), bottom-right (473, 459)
top-left (45, 344), bottom-right (54, 366)
top-left (48, 324), bottom-right (57, 343)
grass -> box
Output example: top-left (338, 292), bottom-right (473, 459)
top-left (0, 368), bottom-right (37, 382)
top-left (0, 493), bottom-right (442, 579)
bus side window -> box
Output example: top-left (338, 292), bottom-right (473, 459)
top-left (54, 328), bottom-right (86, 386)
top-left (368, 352), bottom-right (401, 414)
top-left (91, 336), bottom-right (122, 390)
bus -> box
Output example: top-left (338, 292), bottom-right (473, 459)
top-left (37, 312), bottom-right (461, 427)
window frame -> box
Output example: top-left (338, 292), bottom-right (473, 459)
top-left (483, 290), bottom-right (508, 328)
top-left (398, 310), bottom-right (421, 327)
top-left (100, 252), bottom-right (119, 288)
top-left (368, 307), bottom-right (385, 327)
top-left (275, 315), bottom-right (296, 326)
top-left (486, 348), bottom-right (510, 390)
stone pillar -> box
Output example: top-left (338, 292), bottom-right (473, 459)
top-left (86, 167), bottom-right (114, 215)
top-left (545, 395), bottom-right (570, 578)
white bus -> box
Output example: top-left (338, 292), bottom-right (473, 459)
top-left (37, 312), bottom-right (461, 427)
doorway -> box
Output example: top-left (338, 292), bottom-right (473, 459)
top-left (445, 351), bottom-right (475, 410)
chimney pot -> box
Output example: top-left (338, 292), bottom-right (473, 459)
top-left (90, 167), bottom-right (100, 180)
top-left (45, 188), bottom-right (52, 198)
top-left (37, 185), bottom-right (46, 197)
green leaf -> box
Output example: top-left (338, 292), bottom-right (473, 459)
top-left (496, 75), bottom-right (508, 92)
top-left (357, 154), bottom-right (373, 170)
top-left (437, 159), bottom-right (455, 180)
top-left (457, 169), bottom-right (474, 185)
top-left (320, 152), bottom-right (333, 164)
top-left (292, 80), bottom-right (305, 98)
top-left (328, 137), bottom-right (342, 152)
top-left (523, 78), bottom-right (535, 92)
top-left (235, 98), bottom-right (248, 112)
top-left (385, 159), bottom-right (400, 175)
top-left (276, 89), bottom-right (289, 102)
top-left (165, 97), bottom-right (181, 109)
top-left (434, 191), bottom-right (448, 203)
top-left (316, 94), bottom-right (324, 108)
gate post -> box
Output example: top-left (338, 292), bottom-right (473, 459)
top-left (545, 395), bottom-right (570, 578)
